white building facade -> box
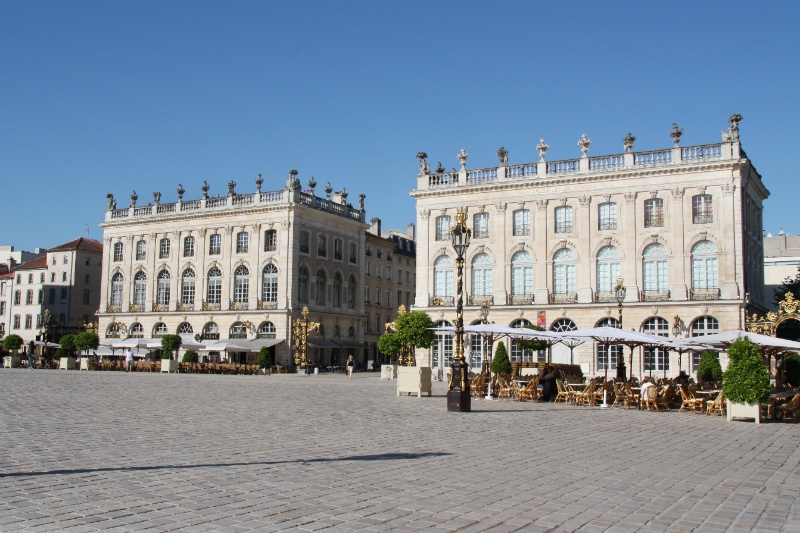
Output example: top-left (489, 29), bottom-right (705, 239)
top-left (411, 115), bottom-right (768, 378)
top-left (98, 174), bottom-right (368, 366)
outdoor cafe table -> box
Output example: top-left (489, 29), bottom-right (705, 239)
top-left (567, 383), bottom-right (588, 390)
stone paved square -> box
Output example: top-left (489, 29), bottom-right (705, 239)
top-left (1, 369), bottom-right (799, 532)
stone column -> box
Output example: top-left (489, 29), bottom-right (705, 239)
top-left (670, 187), bottom-right (687, 300)
top-left (493, 203), bottom-right (508, 305)
top-left (622, 192), bottom-right (638, 301)
top-left (534, 199), bottom-right (549, 304)
top-left (577, 196), bottom-right (592, 303)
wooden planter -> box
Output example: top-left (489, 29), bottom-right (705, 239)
top-left (3, 355), bottom-right (20, 368)
top-left (727, 399), bottom-right (761, 424)
top-left (160, 359), bottom-right (178, 373)
top-left (59, 357), bottom-right (76, 370)
top-left (381, 364), bottom-right (398, 381)
top-left (397, 366), bottom-right (432, 398)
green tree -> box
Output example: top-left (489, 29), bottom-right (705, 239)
top-left (160, 334), bottom-right (182, 360)
top-left (780, 353), bottom-right (800, 387)
top-left (696, 350), bottom-right (723, 382)
top-left (722, 337), bottom-right (771, 404)
top-left (182, 350), bottom-right (199, 363)
top-left (2, 334), bottom-right (23, 353)
top-left (378, 332), bottom-right (402, 359)
top-left (491, 341), bottom-right (512, 375)
top-left (59, 334), bottom-right (77, 356)
top-left (256, 347), bottom-right (272, 369)
top-left (386, 311), bottom-right (435, 366)
top-left (74, 332), bottom-right (100, 355)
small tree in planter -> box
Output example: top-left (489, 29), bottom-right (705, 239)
top-left (378, 332), bottom-right (402, 363)
top-left (182, 350), bottom-right (198, 363)
top-left (3, 334), bottom-right (23, 367)
top-left (160, 334), bottom-right (182, 372)
top-left (59, 334), bottom-right (77, 357)
top-left (75, 332), bottom-right (100, 356)
top-left (491, 341), bottom-right (512, 375)
top-left (696, 350), bottom-right (723, 382)
top-left (256, 347), bottom-right (272, 374)
top-left (393, 311), bottom-right (435, 366)
top-left (723, 337), bottom-right (771, 422)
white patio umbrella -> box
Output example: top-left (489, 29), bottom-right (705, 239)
top-left (683, 331), bottom-right (800, 380)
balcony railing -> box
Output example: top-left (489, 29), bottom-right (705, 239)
top-left (176, 302), bottom-right (195, 311)
top-left (106, 304), bottom-right (121, 313)
top-left (593, 291), bottom-right (618, 303)
top-left (508, 294), bottom-right (534, 305)
top-left (690, 288), bottom-right (721, 300)
top-left (203, 301), bottom-right (221, 311)
top-left (152, 303), bottom-right (169, 312)
top-left (644, 216), bottom-right (664, 228)
top-left (555, 223), bottom-right (573, 233)
top-left (599, 221), bottom-right (617, 231)
top-left (693, 214), bottom-right (713, 224)
top-left (550, 293), bottom-right (578, 304)
top-left (229, 301), bottom-right (249, 310)
top-left (467, 295), bottom-right (493, 306)
top-left (258, 300), bottom-right (278, 310)
top-left (429, 296), bottom-right (454, 307)
top-left (129, 304), bottom-right (144, 312)
top-left (473, 227), bottom-right (489, 239)
top-left (641, 290), bottom-right (671, 302)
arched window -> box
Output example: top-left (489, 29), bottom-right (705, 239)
top-left (298, 265), bottom-right (309, 303)
top-left (38, 289), bottom-right (43, 304)
top-left (156, 270), bottom-right (171, 306)
top-left (471, 253), bottom-right (493, 299)
top-left (433, 255), bottom-right (454, 302)
top-left (691, 240), bottom-right (718, 297)
top-left (110, 273), bottom-right (124, 306)
top-left (181, 269), bottom-right (195, 305)
top-left (551, 318), bottom-right (577, 332)
top-left (510, 319), bottom-right (541, 363)
top-left (233, 266), bottom-right (249, 303)
top-left (642, 317), bottom-right (669, 372)
top-left (206, 267), bottom-right (222, 304)
top-left (433, 320), bottom-right (453, 372)
top-left (261, 264), bottom-right (278, 304)
top-left (332, 272), bottom-right (343, 307)
top-left (13, 290), bottom-right (20, 305)
top-left (107, 322), bottom-right (122, 338)
top-left (510, 251), bottom-right (533, 303)
top-left (596, 317), bottom-right (621, 371)
top-left (203, 322), bottom-right (220, 340)
top-left (177, 322), bottom-right (193, 334)
top-left (347, 275), bottom-right (357, 309)
top-left (230, 322), bottom-right (247, 339)
top-left (159, 238), bottom-right (170, 259)
top-left (333, 325), bottom-right (341, 338)
top-left (258, 321), bottom-right (276, 338)
top-left (690, 316), bottom-right (720, 370)
top-left (596, 245), bottom-right (621, 296)
top-left (130, 323), bottom-right (144, 338)
top-left (553, 248), bottom-right (576, 300)
top-left (315, 269), bottom-right (327, 306)
top-left (133, 271), bottom-right (147, 305)
top-left (153, 322), bottom-right (168, 337)
top-left (642, 244), bottom-right (669, 299)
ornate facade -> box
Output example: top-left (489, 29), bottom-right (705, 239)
top-left (411, 115), bottom-right (769, 378)
top-left (98, 173), bottom-right (368, 366)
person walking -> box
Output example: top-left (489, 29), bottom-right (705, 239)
top-left (346, 355), bottom-right (354, 379)
top-left (27, 342), bottom-right (35, 370)
top-left (125, 348), bottom-right (134, 372)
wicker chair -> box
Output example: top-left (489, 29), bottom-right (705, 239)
top-left (706, 392), bottom-right (726, 416)
top-left (678, 385), bottom-right (705, 413)
top-left (778, 393), bottom-right (800, 422)
top-left (640, 384), bottom-right (659, 411)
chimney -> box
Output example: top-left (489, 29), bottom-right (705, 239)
top-left (370, 217), bottom-right (381, 237)
top-left (407, 223), bottom-right (416, 239)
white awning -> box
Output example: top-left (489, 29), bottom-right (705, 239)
top-left (245, 338), bottom-right (284, 350)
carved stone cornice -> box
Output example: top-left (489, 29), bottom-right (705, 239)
top-left (623, 192), bottom-right (637, 204)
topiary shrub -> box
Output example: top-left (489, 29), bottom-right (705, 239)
top-left (780, 353), bottom-right (800, 387)
top-left (75, 332), bottom-right (100, 355)
top-left (2, 334), bottom-right (24, 352)
top-left (160, 334), bottom-right (182, 360)
top-left (182, 350), bottom-right (198, 363)
top-left (722, 337), bottom-right (771, 404)
top-left (59, 334), bottom-right (77, 356)
top-left (696, 350), bottom-right (723, 382)
top-left (54, 348), bottom-right (66, 359)
top-left (256, 347), bottom-right (272, 369)
top-left (491, 341), bottom-right (512, 375)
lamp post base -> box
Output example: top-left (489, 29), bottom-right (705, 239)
top-left (447, 389), bottom-right (471, 412)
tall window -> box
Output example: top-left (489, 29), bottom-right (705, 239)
top-left (113, 242), bottom-right (123, 262)
top-left (644, 198), bottom-right (664, 227)
top-left (299, 231), bottom-right (310, 254)
top-left (264, 229), bottom-right (277, 251)
top-left (433, 255), bottom-right (454, 300)
top-left (181, 269), bottom-right (195, 305)
top-left (643, 317), bottom-right (669, 371)
top-left (26, 290), bottom-right (33, 305)
top-left (643, 244), bottom-right (669, 296)
top-left (13, 315), bottom-right (20, 329)
top-left (511, 251), bottom-right (534, 301)
top-left (236, 232), bottom-right (249, 253)
top-left (334, 239), bottom-right (343, 260)
top-left (553, 248), bottom-right (576, 296)
top-left (159, 238), bottom-right (170, 259)
top-left (38, 289), bottom-right (44, 304)
top-left (233, 266), bottom-right (249, 303)
top-left (25, 315), bottom-right (32, 329)
top-left (135, 240), bottom-right (146, 260)
top-left (332, 272), bottom-right (342, 307)
top-left (156, 270), bottom-right (171, 305)
top-left (315, 269), bottom-right (327, 305)
top-left (262, 264), bottom-right (278, 303)
top-left (433, 320), bottom-right (453, 369)
top-left (596, 245), bottom-right (621, 294)
top-left (133, 271), bottom-right (146, 305)
top-left (14, 291), bottom-right (20, 305)
top-left (555, 206), bottom-right (573, 233)
top-left (206, 267), bottom-right (222, 304)
top-left (298, 265), bottom-right (310, 303)
top-left (596, 317), bottom-right (621, 371)
top-left (209, 234), bottom-right (221, 255)
top-left (473, 213), bottom-right (489, 238)
top-left (349, 242), bottom-right (357, 263)
top-left (691, 240), bottom-right (718, 291)
top-left (111, 273), bottom-right (123, 306)
top-left (510, 319), bottom-right (540, 362)
top-left (317, 235), bottom-right (327, 257)
top-left (598, 202), bottom-right (617, 230)
top-left (690, 316), bottom-right (720, 370)
top-left (469, 330), bottom-right (483, 371)
top-left (471, 253), bottom-right (493, 298)
top-left (512, 209), bottom-right (530, 236)
top-left (183, 236), bottom-right (195, 257)
top-left (347, 275), bottom-right (356, 309)
top-left (693, 194), bottom-right (713, 224)
top-left (435, 216), bottom-right (451, 241)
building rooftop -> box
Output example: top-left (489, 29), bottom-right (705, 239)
top-left (49, 237), bottom-right (104, 254)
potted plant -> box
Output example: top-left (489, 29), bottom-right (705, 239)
top-left (160, 334), bottom-right (182, 373)
top-left (182, 350), bottom-right (198, 363)
top-left (256, 347), bottom-right (272, 375)
top-left (696, 350), bottom-right (723, 383)
top-left (58, 334), bottom-right (78, 370)
top-left (490, 341), bottom-right (512, 396)
top-left (378, 332), bottom-right (401, 380)
top-left (2, 334), bottom-right (23, 368)
top-left (723, 337), bottom-right (771, 423)
top-left (391, 312), bottom-right (434, 398)
top-left (75, 331), bottom-right (100, 370)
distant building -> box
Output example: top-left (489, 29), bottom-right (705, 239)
top-left (763, 232), bottom-right (800, 309)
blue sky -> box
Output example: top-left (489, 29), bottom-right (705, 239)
top-left (1, 1), bottom-right (798, 251)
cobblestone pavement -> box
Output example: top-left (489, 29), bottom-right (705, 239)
top-left (0, 370), bottom-right (799, 532)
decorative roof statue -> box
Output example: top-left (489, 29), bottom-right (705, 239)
top-left (153, 191), bottom-right (161, 205)
top-left (670, 123), bottom-right (684, 146)
top-left (227, 180), bottom-right (236, 196)
top-left (722, 113), bottom-right (743, 142)
top-left (416, 152), bottom-right (429, 175)
top-left (325, 182), bottom-right (332, 200)
top-left (106, 193), bottom-right (115, 211)
top-left (308, 176), bottom-right (317, 195)
top-left (623, 132), bottom-right (636, 153)
top-left (497, 146), bottom-right (508, 165)
top-left (202, 181), bottom-right (210, 199)
top-left (130, 190), bottom-right (138, 208)
top-left (177, 184), bottom-right (185, 200)
top-left (536, 137), bottom-right (549, 162)
top-left (358, 193), bottom-right (366, 211)
top-left (435, 161), bottom-right (445, 173)
top-left (457, 148), bottom-right (469, 171)
top-left (255, 174), bottom-right (263, 192)
top-left (578, 133), bottom-right (591, 157)
top-left (339, 187), bottom-right (348, 204)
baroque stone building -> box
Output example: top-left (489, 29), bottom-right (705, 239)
top-left (98, 174), bottom-right (368, 366)
top-left (411, 115), bottom-right (768, 378)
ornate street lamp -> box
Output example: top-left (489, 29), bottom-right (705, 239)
top-left (479, 300), bottom-right (494, 400)
top-left (292, 306), bottom-right (320, 376)
top-left (613, 277), bottom-right (627, 381)
top-left (448, 208), bottom-right (471, 412)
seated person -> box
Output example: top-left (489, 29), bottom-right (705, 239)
top-left (640, 378), bottom-right (657, 400)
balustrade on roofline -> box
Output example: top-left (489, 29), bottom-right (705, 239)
top-left (423, 140), bottom-right (728, 190)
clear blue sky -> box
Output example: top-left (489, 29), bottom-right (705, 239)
top-left (2, 1), bottom-right (798, 251)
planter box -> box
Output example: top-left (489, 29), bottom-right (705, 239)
top-left (3, 355), bottom-right (20, 368)
top-left (59, 357), bottom-right (76, 370)
top-left (397, 366), bottom-right (432, 398)
top-left (381, 364), bottom-right (398, 381)
top-left (727, 399), bottom-right (761, 424)
top-left (259, 368), bottom-right (271, 375)
top-left (80, 358), bottom-right (93, 370)
top-left (160, 359), bottom-right (178, 373)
